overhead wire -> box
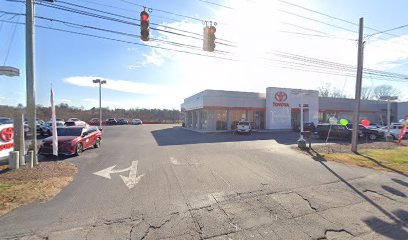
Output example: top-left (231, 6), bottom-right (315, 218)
top-left (0, 19), bottom-right (237, 62)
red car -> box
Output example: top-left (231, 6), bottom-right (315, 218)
top-left (39, 126), bottom-right (102, 156)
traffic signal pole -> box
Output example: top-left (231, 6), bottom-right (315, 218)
top-left (26, 0), bottom-right (38, 164)
top-left (351, 17), bottom-right (364, 153)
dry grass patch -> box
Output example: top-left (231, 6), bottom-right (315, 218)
top-left (0, 162), bottom-right (77, 216)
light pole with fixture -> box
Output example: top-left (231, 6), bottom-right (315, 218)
top-left (379, 95), bottom-right (398, 140)
top-left (93, 79), bottom-right (107, 129)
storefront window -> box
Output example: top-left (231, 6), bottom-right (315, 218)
top-left (230, 110), bottom-right (246, 129)
top-left (215, 110), bottom-right (227, 130)
top-left (201, 111), bottom-right (208, 129)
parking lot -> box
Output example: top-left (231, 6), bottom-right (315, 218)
top-left (0, 124), bottom-right (407, 239)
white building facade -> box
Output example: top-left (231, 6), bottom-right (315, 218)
top-left (181, 87), bottom-right (408, 131)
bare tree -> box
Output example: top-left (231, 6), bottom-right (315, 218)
top-left (372, 85), bottom-right (400, 100)
top-left (361, 87), bottom-right (373, 100)
top-left (317, 83), bottom-right (347, 98)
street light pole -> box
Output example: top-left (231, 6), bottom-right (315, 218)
top-left (379, 95), bottom-right (398, 140)
top-left (93, 79), bottom-right (107, 129)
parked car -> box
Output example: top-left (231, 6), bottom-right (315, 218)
top-left (39, 126), bottom-right (102, 156)
top-left (106, 118), bottom-right (117, 125)
top-left (117, 118), bottom-right (129, 125)
top-left (132, 119), bottom-right (143, 125)
top-left (316, 124), bottom-right (352, 139)
top-left (0, 117), bottom-right (13, 125)
top-left (89, 118), bottom-right (100, 125)
top-left (65, 119), bottom-right (87, 127)
top-left (235, 121), bottom-right (251, 134)
top-left (39, 121), bottom-right (65, 136)
top-left (67, 118), bottom-right (80, 122)
top-left (303, 122), bottom-right (316, 133)
top-left (377, 123), bottom-right (408, 139)
top-left (346, 123), bottom-right (383, 141)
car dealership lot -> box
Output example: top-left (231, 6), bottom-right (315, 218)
top-left (0, 124), bottom-right (407, 239)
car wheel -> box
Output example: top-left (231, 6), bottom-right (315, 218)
top-left (369, 134), bottom-right (377, 141)
top-left (75, 143), bottom-right (83, 156)
top-left (94, 138), bottom-right (101, 148)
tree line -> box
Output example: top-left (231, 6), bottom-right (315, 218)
top-left (0, 103), bottom-right (183, 123)
top-left (318, 83), bottom-right (401, 100)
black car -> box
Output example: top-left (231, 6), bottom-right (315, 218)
top-left (347, 123), bottom-right (383, 141)
top-left (316, 124), bottom-right (352, 139)
top-left (117, 118), bottom-right (129, 125)
top-left (106, 118), bottom-right (117, 125)
top-left (303, 122), bottom-right (316, 132)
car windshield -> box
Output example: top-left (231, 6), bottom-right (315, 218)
top-left (57, 128), bottom-right (83, 136)
top-left (238, 122), bottom-right (249, 126)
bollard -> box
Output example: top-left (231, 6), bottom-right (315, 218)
top-left (34, 152), bottom-right (39, 165)
top-left (8, 151), bottom-right (19, 170)
top-left (27, 150), bottom-right (34, 168)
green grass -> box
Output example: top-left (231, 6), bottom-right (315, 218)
top-left (323, 147), bottom-right (408, 172)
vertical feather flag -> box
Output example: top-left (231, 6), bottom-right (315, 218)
top-left (51, 86), bottom-right (58, 156)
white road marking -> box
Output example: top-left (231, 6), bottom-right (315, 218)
top-left (120, 160), bottom-right (144, 189)
top-left (170, 157), bottom-right (180, 165)
top-left (93, 165), bottom-right (131, 179)
top-left (93, 161), bottom-right (144, 189)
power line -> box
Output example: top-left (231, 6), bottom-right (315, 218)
top-left (366, 23), bottom-right (408, 38)
top-left (0, 19), bottom-right (237, 62)
top-left (35, 1), bottom-right (237, 46)
top-left (198, 0), bottom-right (236, 10)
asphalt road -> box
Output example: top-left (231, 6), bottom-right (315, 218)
top-left (0, 125), bottom-right (407, 239)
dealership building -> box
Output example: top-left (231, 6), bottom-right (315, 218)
top-left (181, 87), bottom-right (408, 131)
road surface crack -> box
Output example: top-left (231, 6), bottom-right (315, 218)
top-left (294, 192), bottom-right (317, 211)
top-left (316, 229), bottom-right (354, 240)
top-left (137, 212), bottom-right (179, 240)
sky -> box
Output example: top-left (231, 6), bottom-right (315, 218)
top-left (1, 0), bottom-right (408, 110)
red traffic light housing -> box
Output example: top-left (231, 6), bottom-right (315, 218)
top-left (140, 11), bottom-right (150, 41)
top-left (208, 26), bottom-right (216, 52)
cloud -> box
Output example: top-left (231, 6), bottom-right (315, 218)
top-left (64, 76), bottom-right (164, 95)
top-left (58, 98), bottom-right (72, 103)
top-left (142, 50), bottom-right (165, 66)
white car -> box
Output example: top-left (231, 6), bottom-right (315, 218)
top-left (132, 119), bottom-right (143, 125)
top-left (235, 121), bottom-right (251, 134)
top-left (377, 123), bottom-right (407, 139)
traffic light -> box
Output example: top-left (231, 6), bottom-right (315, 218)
top-left (208, 26), bottom-right (216, 52)
top-left (203, 26), bottom-right (216, 52)
top-left (203, 27), bottom-right (209, 51)
top-left (140, 10), bottom-right (150, 41)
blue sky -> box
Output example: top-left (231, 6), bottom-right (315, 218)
top-left (1, 0), bottom-right (408, 109)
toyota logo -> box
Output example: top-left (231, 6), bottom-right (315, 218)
top-left (0, 127), bottom-right (13, 142)
top-left (274, 91), bottom-right (288, 102)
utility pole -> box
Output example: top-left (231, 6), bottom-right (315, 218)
top-left (351, 17), bottom-right (364, 153)
top-left (26, 0), bottom-right (37, 164)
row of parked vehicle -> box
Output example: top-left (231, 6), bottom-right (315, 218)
top-left (89, 118), bottom-right (143, 126)
top-left (313, 122), bottom-right (407, 141)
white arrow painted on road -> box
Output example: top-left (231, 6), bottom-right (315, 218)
top-left (120, 161), bottom-right (144, 189)
top-left (93, 165), bottom-right (131, 179)
top-left (93, 161), bottom-right (144, 189)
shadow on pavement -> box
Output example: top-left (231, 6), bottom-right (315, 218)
top-left (363, 209), bottom-right (408, 239)
top-left (306, 149), bottom-right (408, 238)
top-left (392, 178), bottom-right (408, 187)
top-left (382, 185), bottom-right (407, 198)
top-left (150, 127), bottom-right (333, 146)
